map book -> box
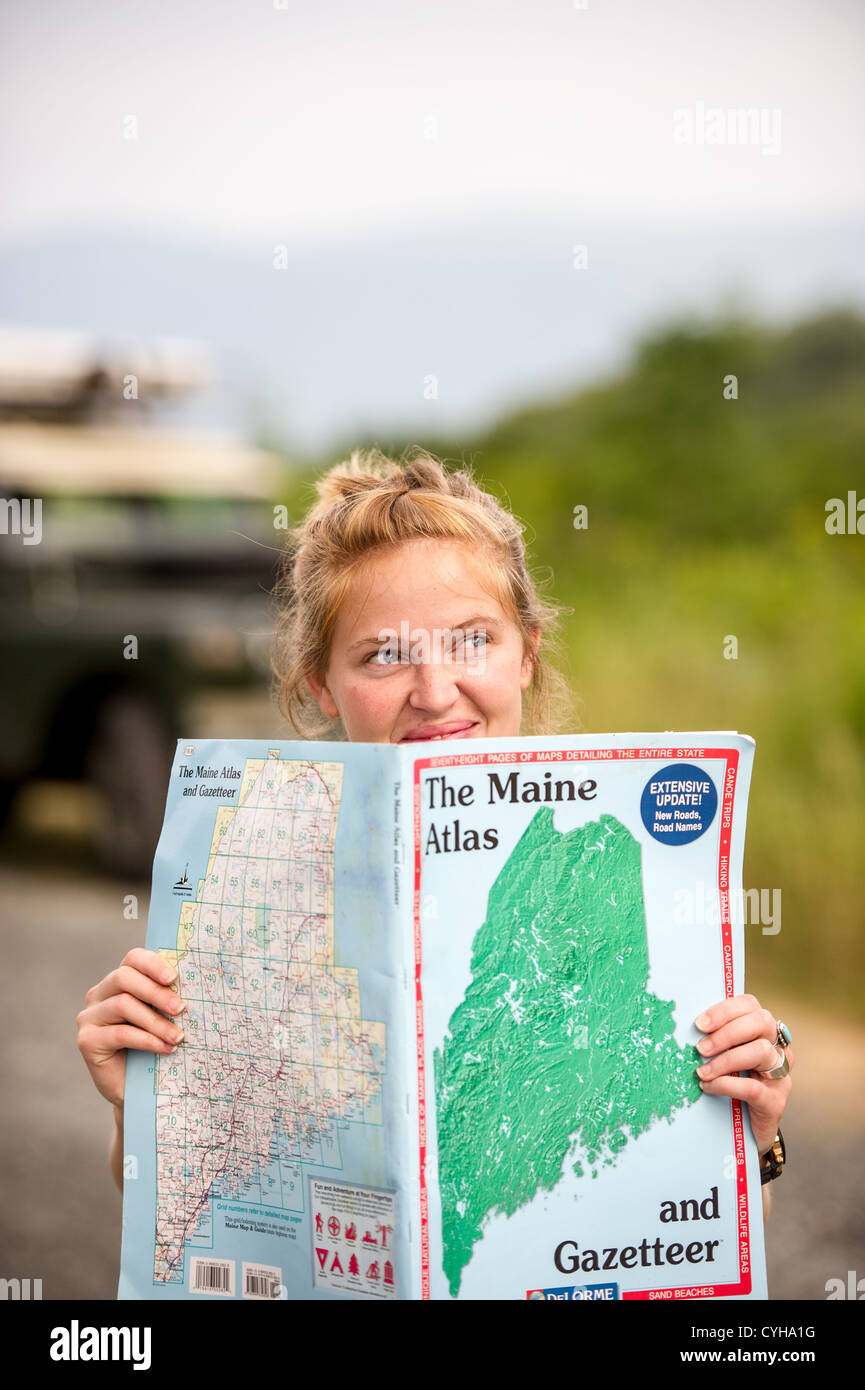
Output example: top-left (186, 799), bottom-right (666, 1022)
top-left (118, 731), bottom-right (767, 1301)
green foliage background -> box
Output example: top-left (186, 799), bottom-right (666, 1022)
top-left (277, 309), bottom-right (865, 1022)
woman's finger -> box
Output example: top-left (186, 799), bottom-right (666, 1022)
top-left (80, 993), bottom-right (186, 1048)
top-left (696, 1005), bottom-right (777, 1059)
top-left (84, 959), bottom-right (184, 1018)
top-left (696, 993), bottom-right (774, 1028)
top-left (79, 1021), bottom-right (182, 1060)
top-left (696, 1037), bottom-right (784, 1081)
top-left (113, 947), bottom-right (178, 987)
top-left (123, 946), bottom-right (177, 980)
top-left (696, 1072), bottom-right (769, 1108)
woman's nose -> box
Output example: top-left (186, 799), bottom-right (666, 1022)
top-left (407, 655), bottom-right (462, 710)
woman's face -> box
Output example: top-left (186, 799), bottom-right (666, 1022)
top-left (306, 538), bottom-right (537, 744)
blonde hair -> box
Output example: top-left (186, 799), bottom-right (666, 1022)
top-left (271, 446), bottom-right (573, 739)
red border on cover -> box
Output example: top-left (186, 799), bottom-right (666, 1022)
top-left (412, 746), bottom-right (750, 1300)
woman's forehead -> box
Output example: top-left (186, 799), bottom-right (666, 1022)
top-left (336, 538), bottom-right (511, 628)
top-left (359, 536), bottom-right (486, 586)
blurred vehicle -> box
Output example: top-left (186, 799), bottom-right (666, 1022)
top-left (0, 326), bottom-right (284, 874)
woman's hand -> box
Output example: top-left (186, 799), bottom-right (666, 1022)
top-left (76, 947), bottom-right (187, 1110)
top-left (693, 993), bottom-right (794, 1156)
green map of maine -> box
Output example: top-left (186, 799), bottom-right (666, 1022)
top-left (432, 809), bottom-right (701, 1297)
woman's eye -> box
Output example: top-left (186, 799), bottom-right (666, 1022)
top-left (458, 629), bottom-right (487, 655)
top-left (366, 646), bottom-right (401, 665)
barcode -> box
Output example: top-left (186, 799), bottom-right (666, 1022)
top-left (243, 1263), bottom-right (284, 1299)
top-left (190, 1257), bottom-right (235, 1297)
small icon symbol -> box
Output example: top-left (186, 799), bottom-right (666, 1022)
top-left (328, 1215), bottom-right (341, 1238)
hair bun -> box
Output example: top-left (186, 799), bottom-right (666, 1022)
top-left (400, 458), bottom-right (445, 491)
top-left (313, 451), bottom-right (445, 508)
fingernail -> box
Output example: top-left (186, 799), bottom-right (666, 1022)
top-left (696, 1064), bottom-right (709, 1078)
top-left (171, 1028), bottom-right (184, 1042)
top-left (695, 1013), bottom-right (710, 1030)
top-left (697, 1038), bottom-right (712, 1054)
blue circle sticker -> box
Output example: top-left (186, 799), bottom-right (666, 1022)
top-left (640, 762), bottom-right (718, 845)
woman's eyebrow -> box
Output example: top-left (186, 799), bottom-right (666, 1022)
top-left (346, 632), bottom-right (397, 652)
top-left (451, 614), bottom-right (503, 632)
top-left (346, 615), bottom-right (503, 652)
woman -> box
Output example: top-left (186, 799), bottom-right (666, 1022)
top-left (77, 447), bottom-right (793, 1211)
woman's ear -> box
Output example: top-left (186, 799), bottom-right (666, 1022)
top-left (520, 625), bottom-right (541, 689)
top-left (305, 672), bottom-right (340, 720)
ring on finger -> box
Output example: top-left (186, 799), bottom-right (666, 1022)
top-left (757, 1019), bottom-right (792, 1079)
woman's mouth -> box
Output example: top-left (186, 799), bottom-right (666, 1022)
top-left (399, 721), bottom-right (479, 742)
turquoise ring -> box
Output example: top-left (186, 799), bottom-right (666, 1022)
top-left (760, 1019), bottom-right (792, 1078)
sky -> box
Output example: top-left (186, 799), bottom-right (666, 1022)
top-left (1, 1), bottom-right (863, 451)
top-left (2, 0), bottom-right (863, 252)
